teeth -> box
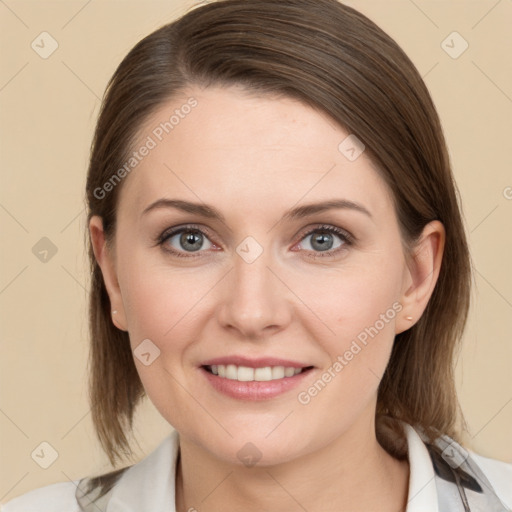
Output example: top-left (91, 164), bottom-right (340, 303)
top-left (207, 365), bottom-right (306, 381)
top-left (254, 367), bottom-right (272, 381)
top-left (284, 367), bottom-right (295, 377)
top-left (239, 366), bottom-right (256, 381)
top-left (272, 366), bottom-right (285, 379)
top-left (226, 364), bottom-right (237, 380)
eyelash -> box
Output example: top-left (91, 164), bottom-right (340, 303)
top-left (155, 223), bottom-right (354, 260)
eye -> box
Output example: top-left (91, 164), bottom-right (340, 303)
top-left (157, 224), bottom-right (217, 258)
top-left (156, 223), bottom-right (354, 259)
top-left (294, 224), bottom-right (353, 258)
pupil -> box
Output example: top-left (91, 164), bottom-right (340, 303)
top-left (181, 231), bottom-right (202, 251)
top-left (312, 232), bottom-right (333, 251)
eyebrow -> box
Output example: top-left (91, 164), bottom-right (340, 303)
top-left (141, 198), bottom-right (372, 221)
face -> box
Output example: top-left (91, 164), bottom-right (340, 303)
top-left (91, 85), bottom-right (429, 467)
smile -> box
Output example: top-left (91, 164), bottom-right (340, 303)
top-left (200, 363), bottom-right (315, 401)
top-left (204, 364), bottom-right (312, 382)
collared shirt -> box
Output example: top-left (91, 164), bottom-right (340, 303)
top-left (2, 424), bottom-right (511, 511)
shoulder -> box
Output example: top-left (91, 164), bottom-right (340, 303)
top-left (1, 466), bottom-right (131, 512)
top-left (0, 480), bottom-right (81, 512)
top-left (0, 432), bottom-right (178, 512)
top-left (470, 450), bottom-right (512, 508)
top-left (402, 421), bottom-right (512, 509)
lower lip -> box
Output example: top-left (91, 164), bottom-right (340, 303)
top-left (200, 366), bottom-right (314, 401)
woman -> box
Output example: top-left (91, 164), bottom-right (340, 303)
top-left (2, 0), bottom-right (510, 510)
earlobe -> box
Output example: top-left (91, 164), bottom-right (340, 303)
top-left (89, 215), bottom-right (128, 331)
top-left (395, 220), bottom-right (445, 334)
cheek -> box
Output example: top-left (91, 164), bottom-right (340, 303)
top-left (117, 256), bottom-right (213, 425)
top-left (291, 259), bottom-right (403, 422)
top-left (297, 253), bottom-right (402, 341)
top-left (283, 268), bottom-right (402, 456)
top-left (118, 253), bottom-right (215, 354)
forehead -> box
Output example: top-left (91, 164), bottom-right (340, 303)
top-left (117, 85), bottom-right (392, 221)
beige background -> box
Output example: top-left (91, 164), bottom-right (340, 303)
top-left (1, 0), bottom-right (511, 503)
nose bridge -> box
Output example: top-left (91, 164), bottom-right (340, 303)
top-left (217, 235), bottom-right (291, 336)
top-left (235, 239), bottom-right (272, 296)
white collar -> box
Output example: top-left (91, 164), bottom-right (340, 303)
top-left (107, 429), bottom-right (179, 511)
top-left (403, 423), bottom-right (439, 512)
top-left (105, 424), bottom-right (438, 511)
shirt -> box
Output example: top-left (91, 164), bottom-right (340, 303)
top-left (2, 423), bottom-right (511, 511)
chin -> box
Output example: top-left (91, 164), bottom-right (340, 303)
top-left (197, 431), bottom-right (310, 469)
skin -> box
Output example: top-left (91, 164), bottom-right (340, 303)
top-left (90, 85), bottom-right (445, 512)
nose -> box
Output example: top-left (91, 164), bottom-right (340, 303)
top-left (216, 244), bottom-right (293, 340)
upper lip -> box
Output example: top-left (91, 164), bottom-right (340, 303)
top-left (201, 356), bottom-right (313, 369)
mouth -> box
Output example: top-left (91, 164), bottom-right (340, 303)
top-left (202, 364), bottom-right (315, 382)
top-left (199, 362), bottom-right (315, 401)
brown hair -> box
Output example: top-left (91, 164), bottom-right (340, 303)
top-left (84, 0), bottom-right (471, 497)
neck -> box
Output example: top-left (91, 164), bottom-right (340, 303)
top-left (175, 411), bottom-right (410, 512)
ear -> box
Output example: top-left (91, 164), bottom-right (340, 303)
top-left (89, 215), bottom-right (127, 331)
top-left (395, 220), bottom-right (445, 335)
